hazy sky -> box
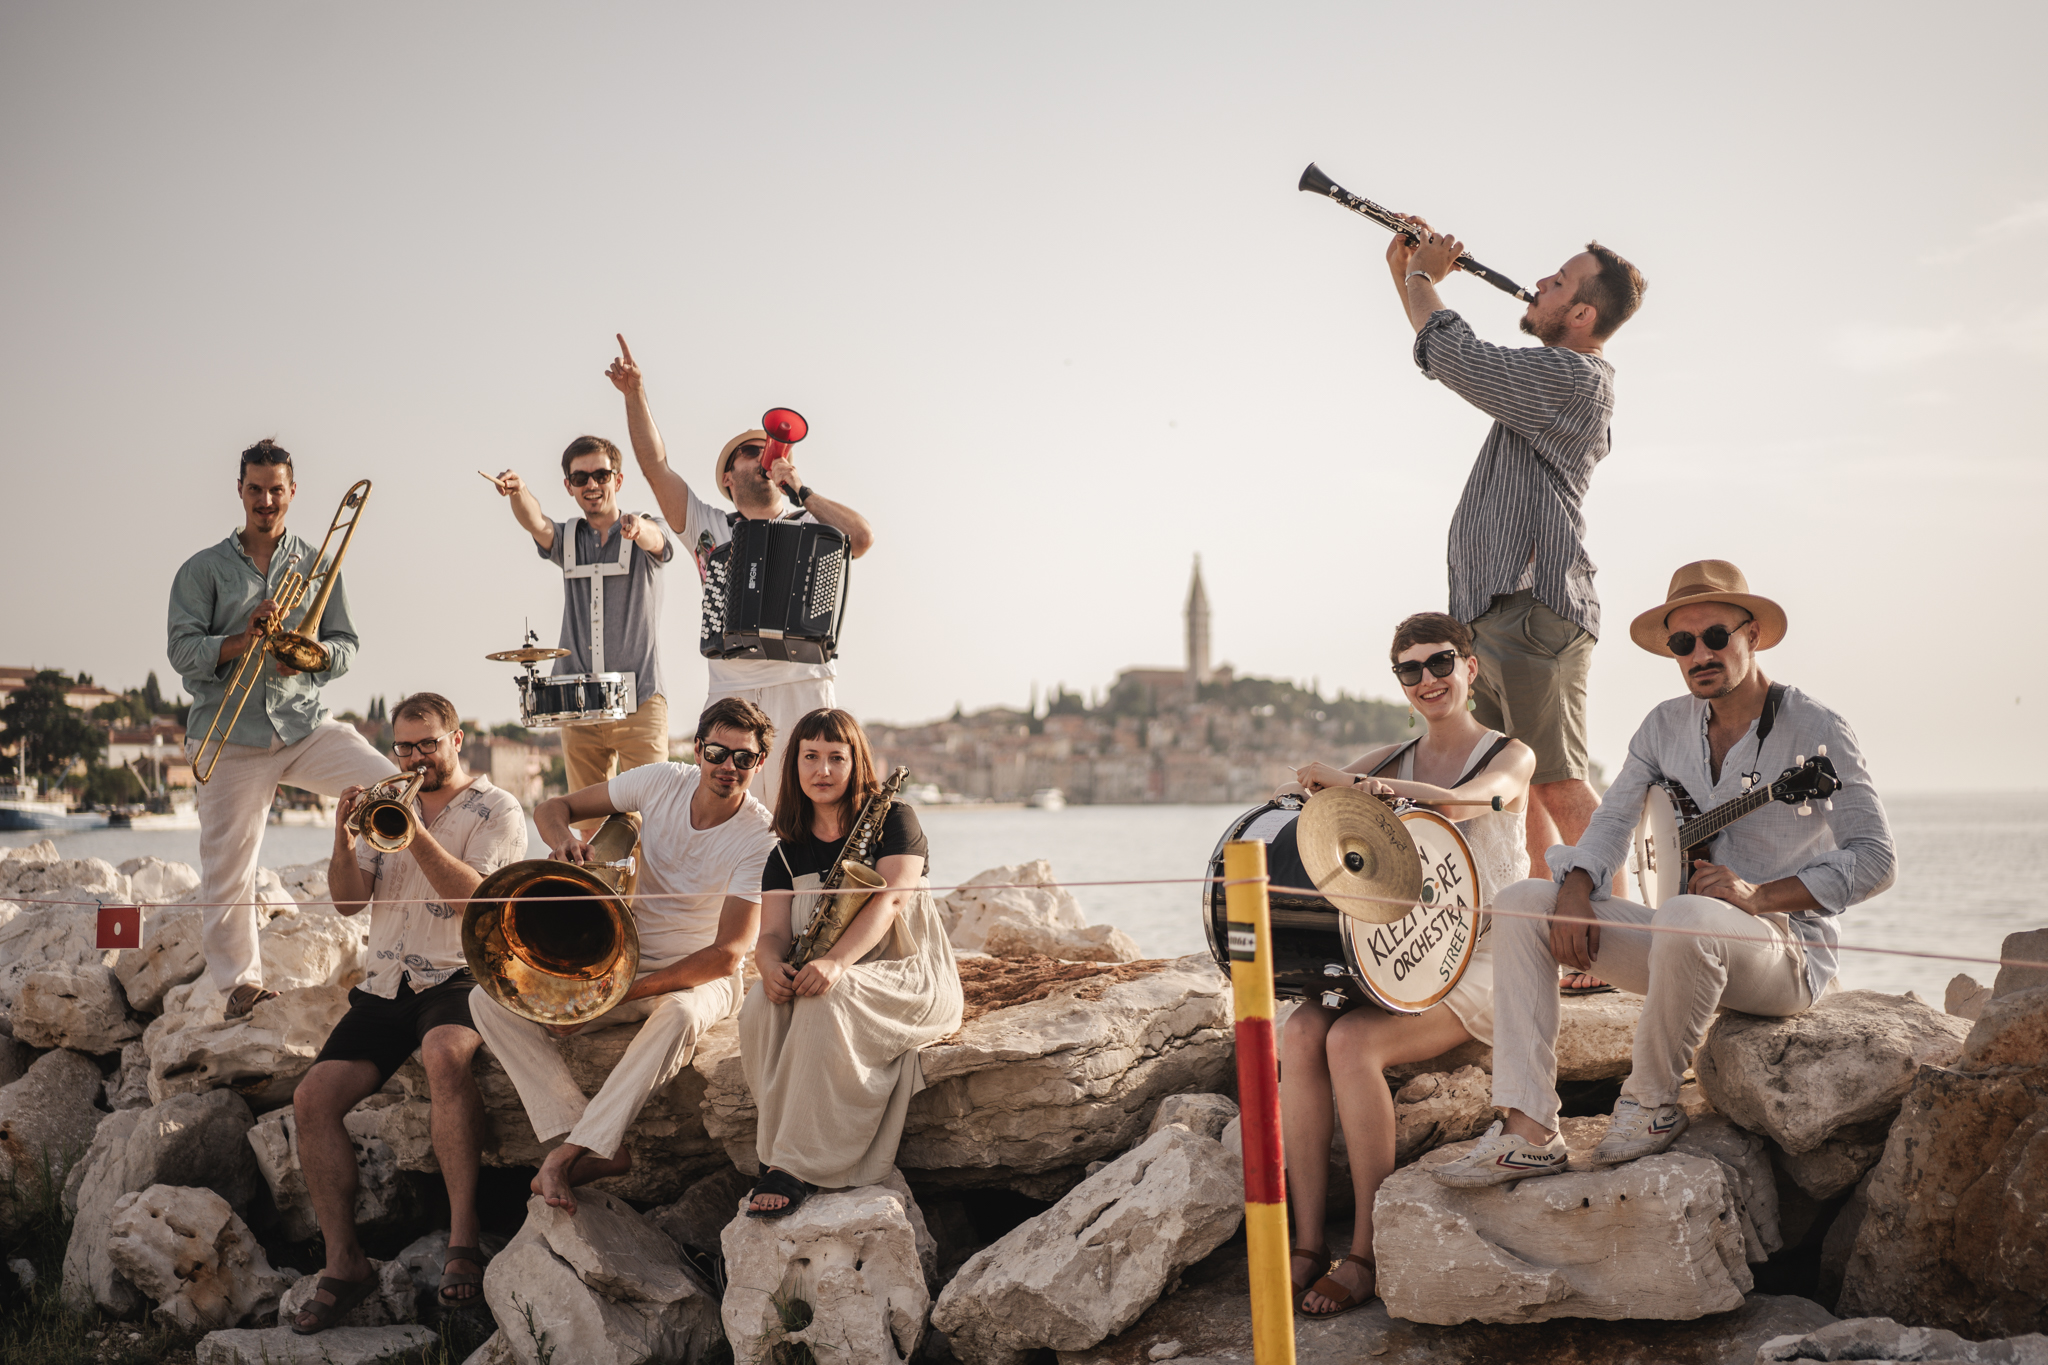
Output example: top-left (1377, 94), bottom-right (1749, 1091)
top-left (3, 3), bottom-right (2042, 792)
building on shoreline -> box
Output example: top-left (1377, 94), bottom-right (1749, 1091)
top-left (868, 558), bottom-right (1410, 804)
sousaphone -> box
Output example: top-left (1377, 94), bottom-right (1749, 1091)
top-left (463, 814), bottom-right (642, 1025)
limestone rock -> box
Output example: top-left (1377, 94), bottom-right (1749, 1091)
top-left (1991, 928), bottom-right (2048, 1001)
top-left (250, 905), bottom-right (368, 991)
top-left (391, 1227), bottom-right (511, 1300)
top-left (1146, 1094), bottom-right (1238, 1143)
top-left (481, 1191), bottom-right (723, 1365)
top-left (1817, 1171), bottom-right (1875, 1312)
top-left (1757, 1316), bottom-right (2048, 1363)
top-left (722, 1171), bottom-right (937, 1364)
top-left (273, 862), bottom-right (333, 906)
top-left (1775, 1118), bottom-right (1892, 1201)
top-left (706, 956), bottom-right (1233, 1187)
top-left (0, 905), bottom-right (122, 1011)
top-left (1374, 1136), bottom-right (1753, 1324)
top-left (0, 852), bottom-right (131, 905)
top-left (461, 1330), bottom-right (518, 1365)
top-left (384, 1017), bottom-right (727, 1203)
top-left (0, 1047), bottom-right (105, 1234)
top-left (646, 1165), bottom-right (756, 1257)
top-left (983, 918), bottom-right (1143, 964)
top-left (106, 1040), bottom-right (151, 1109)
top-left (932, 1125), bottom-right (1243, 1363)
top-left (1839, 985), bottom-right (2048, 1339)
top-left (117, 907), bottom-right (207, 1013)
top-left (941, 861), bottom-right (1088, 950)
top-left (1948, 973), bottom-right (1995, 1022)
top-left (278, 1258), bottom-right (417, 1328)
top-left (14, 962), bottom-right (143, 1053)
top-left (143, 981), bottom-right (353, 1110)
top-left (1696, 990), bottom-right (1970, 1154)
top-left (1381, 991), bottom-right (1645, 1084)
top-left (118, 857), bottom-right (201, 905)
top-left (61, 1089), bottom-right (260, 1316)
top-left (106, 1183), bottom-right (291, 1331)
top-left (0, 1033), bottom-right (24, 1088)
top-left (248, 1095), bottom-right (415, 1243)
top-left (196, 1325), bottom-right (438, 1365)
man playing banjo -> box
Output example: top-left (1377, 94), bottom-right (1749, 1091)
top-left (603, 335), bottom-right (874, 808)
top-left (1434, 561), bottom-right (1896, 1186)
top-left (488, 434), bottom-right (674, 800)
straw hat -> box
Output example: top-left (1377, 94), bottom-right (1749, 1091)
top-left (1628, 560), bottom-right (1787, 656)
top-left (712, 429), bottom-right (768, 503)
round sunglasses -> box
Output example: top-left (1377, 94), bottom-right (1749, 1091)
top-left (1392, 649), bottom-right (1463, 687)
top-left (1667, 615), bottom-right (1753, 657)
top-left (698, 741), bottom-right (763, 770)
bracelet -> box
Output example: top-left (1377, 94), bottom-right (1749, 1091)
top-left (794, 484), bottom-right (814, 506)
top-left (1406, 270), bottom-right (1435, 285)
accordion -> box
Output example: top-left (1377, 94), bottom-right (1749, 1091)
top-left (700, 518), bottom-right (851, 664)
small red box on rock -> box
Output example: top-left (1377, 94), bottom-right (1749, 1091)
top-left (97, 904), bottom-right (140, 950)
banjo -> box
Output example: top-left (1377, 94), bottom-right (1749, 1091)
top-left (1633, 749), bottom-right (1841, 908)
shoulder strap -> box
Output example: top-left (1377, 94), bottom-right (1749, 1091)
top-left (1756, 682), bottom-right (1788, 746)
top-left (1367, 738), bottom-right (1422, 778)
top-left (1453, 735), bottom-right (1515, 789)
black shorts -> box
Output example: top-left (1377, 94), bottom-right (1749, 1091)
top-left (313, 973), bottom-right (477, 1085)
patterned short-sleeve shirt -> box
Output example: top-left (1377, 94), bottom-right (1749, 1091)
top-left (356, 774), bottom-right (529, 996)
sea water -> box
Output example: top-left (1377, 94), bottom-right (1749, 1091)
top-left (6, 793), bottom-right (2040, 1002)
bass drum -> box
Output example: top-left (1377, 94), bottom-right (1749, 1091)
top-left (1204, 798), bottom-right (1482, 1015)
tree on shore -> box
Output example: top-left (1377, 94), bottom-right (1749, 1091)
top-left (0, 671), bottom-right (105, 786)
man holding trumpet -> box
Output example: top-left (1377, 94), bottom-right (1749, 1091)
top-left (288, 692), bottom-right (527, 1334)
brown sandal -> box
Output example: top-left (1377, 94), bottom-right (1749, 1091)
top-left (1301, 1253), bottom-right (1376, 1319)
top-left (225, 983), bottom-right (281, 1019)
top-left (1290, 1247), bottom-right (1329, 1304)
top-left (290, 1271), bottom-right (379, 1334)
top-left (437, 1245), bottom-right (487, 1307)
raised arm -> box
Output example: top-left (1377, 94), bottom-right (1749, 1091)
top-left (606, 334), bottom-right (697, 535)
top-left (1385, 214), bottom-right (1455, 334)
top-left (486, 470), bottom-right (555, 551)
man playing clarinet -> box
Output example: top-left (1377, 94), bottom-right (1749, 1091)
top-left (604, 335), bottom-right (873, 809)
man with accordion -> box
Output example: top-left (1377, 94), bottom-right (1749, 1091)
top-left (605, 335), bottom-right (873, 808)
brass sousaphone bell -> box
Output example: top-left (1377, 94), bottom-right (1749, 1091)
top-left (462, 814), bottom-right (642, 1025)
top-left (1296, 786), bottom-right (1424, 925)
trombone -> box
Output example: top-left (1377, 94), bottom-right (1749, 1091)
top-left (346, 768), bottom-right (428, 854)
top-left (193, 480), bottom-right (371, 784)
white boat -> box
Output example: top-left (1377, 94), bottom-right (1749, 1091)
top-left (1025, 787), bottom-right (1067, 811)
top-left (902, 782), bottom-right (944, 807)
top-left (112, 795), bottom-right (200, 830)
top-left (0, 783), bottom-right (107, 831)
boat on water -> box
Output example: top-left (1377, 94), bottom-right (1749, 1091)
top-left (0, 783), bottom-right (109, 831)
top-left (109, 794), bottom-right (200, 830)
top-left (1025, 787), bottom-right (1067, 811)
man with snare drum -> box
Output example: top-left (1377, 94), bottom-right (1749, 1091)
top-left (489, 435), bottom-right (674, 797)
top-left (1433, 561), bottom-right (1896, 1187)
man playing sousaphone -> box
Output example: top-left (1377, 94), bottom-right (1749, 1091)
top-left (1434, 562), bottom-right (1896, 1187)
top-left (467, 698), bottom-right (778, 1213)
top-left (1276, 612), bottom-right (1535, 1316)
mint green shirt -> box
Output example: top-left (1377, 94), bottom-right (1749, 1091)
top-left (167, 530), bottom-right (361, 750)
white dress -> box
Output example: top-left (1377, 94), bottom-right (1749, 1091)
top-left (1391, 730), bottom-right (1527, 1046)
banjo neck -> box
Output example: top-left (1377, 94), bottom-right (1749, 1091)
top-left (1680, 778), bottom-right (1785, 850)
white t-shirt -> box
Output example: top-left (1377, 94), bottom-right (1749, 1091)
top-left (605, 762), bottom-right (776, 965)
top-left (680, 483), bottom-right (837, 689)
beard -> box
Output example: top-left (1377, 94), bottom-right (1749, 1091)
top-left (1520, 310), bottom-right (1569, 345)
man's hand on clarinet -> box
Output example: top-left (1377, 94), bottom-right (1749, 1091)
top-left (605, 334), bottom-right (642, 396)
top-left (1385, 213), bottom-right (1425, 279)
top-left (1407, 225), bottom-right (1465, 284)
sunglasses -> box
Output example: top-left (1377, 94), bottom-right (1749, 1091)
top-left (698, 741), bottom-right (763, 770)
top-left (566, 468), bottom-right (617, 488)
top-left (1392, 649), bottom-right (1462, 687)
top-left (1667, 616), bottom-right (1752, 657)
top-left (391, 730), bottom-right (452, 758)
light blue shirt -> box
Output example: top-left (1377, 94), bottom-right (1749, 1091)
top-left (1546, 685), bottom-right (1896, 998)
top-left (167, 529), bottom-right (361, 751)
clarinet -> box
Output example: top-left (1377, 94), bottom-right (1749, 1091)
top-left (1298, 163), bottom-right (1534, 303)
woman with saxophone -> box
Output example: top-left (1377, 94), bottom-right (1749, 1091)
top-left (739, 709), bottom-right (962, 1218)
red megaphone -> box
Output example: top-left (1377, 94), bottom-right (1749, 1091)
top-left (759, 408), bottom-right (808, 473)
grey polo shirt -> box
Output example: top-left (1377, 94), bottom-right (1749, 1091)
top-left (541, 515), bottom-right (674, 705)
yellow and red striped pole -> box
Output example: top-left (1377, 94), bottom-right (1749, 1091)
top-left (1224, 839), bottom-right (1296, 1364)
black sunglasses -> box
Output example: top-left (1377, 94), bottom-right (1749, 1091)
top-left (566, 468), bottom-right (617, 488)
top-left (1667, 616), bottom-right (1753, 657)
top-left (698, 741), bottom-right (763, 770)
top-left (1392, 649), bottom-right (1462, 687)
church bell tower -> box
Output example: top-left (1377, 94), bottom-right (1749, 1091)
top-left (1185, 555), bottom-right (1212, 691)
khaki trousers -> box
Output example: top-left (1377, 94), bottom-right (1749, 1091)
top-left (1489, 877), bottom-right (1813, 1130)
top-left (560, 693), bottom-right (669, 797)
top-left (189, 721), bottom-right (396, 992)
top-left (469, 965), bottom-right (738, 1160)
top-left (701, 677), bottom-right (835, 811)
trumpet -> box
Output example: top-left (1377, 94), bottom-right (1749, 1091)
top-left (194, 480), bottom-right (372, 784)
top-left (346, 768), bottom-right (428, 854)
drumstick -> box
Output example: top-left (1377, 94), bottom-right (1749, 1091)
top-left (477, 470), bottom-right (504, 489)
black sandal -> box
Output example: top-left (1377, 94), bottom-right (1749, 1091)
top-left (745, 1168), bottom-right (815, 1220)
top-left (225, 983), bottom-right (281, 1019)
top-left (437, 1245), bottom-right (488, 1307)
top-left (290, 1272), bottom-right (380, 1334)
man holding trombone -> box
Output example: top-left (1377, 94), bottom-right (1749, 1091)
top-left (167, 439), bottom-right (396, 1018)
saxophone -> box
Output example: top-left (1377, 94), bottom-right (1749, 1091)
top-left (786, 765), bottom-right (912, 969)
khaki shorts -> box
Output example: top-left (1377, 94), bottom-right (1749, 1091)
top-left (1468, 590), bottom-right (1592, 785)
top-left (561, 693), bottom-right (669, 795)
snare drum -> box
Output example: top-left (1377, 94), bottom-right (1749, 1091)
top-left (517, 672), bottom-right (633, 728)
top-left (1202, 797), bottom-right (1482, 1015)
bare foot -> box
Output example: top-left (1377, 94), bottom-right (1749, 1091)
top-left (532, 1145), bottom-right (634, 1214)
top-left (1300, 1256), bottom-right (1373, 1315)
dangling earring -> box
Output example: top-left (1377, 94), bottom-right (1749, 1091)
top-left (1467, 698), bottom-right (1477, 712)
top-left (1408, 707), bottom-right (1417, 730)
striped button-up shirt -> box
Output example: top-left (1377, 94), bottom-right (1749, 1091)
top-left (1545, 686), bottom-right (1897, 999)
top-left (357, 775), bottom-right (529, 996)
top-left (1413, 310), bottom-right (1615, 638)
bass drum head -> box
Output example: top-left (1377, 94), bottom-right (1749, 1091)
top-left (1338, 808), bottom-right (1481, 1014)
top-left (1203, 798), bottom-right (1306, 972)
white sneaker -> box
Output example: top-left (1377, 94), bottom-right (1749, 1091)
top-left (1430, 1120), bottom-right (1568, 1188)
top-left (1588, 1096), bottom-right (1688, 1167)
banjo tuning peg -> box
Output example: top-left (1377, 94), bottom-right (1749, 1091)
top-left (1823, 798), bottom-right (1835, 811)
top-left (1817, 744), bottom-right (1828, 757)
top-left (1798, 801), bottom-right (1813, 817)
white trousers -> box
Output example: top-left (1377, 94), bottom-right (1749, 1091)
top-left (191, 720), bottom-right (395, 992)
top-left (469, 967), bottom-right (739, 1160)
top-left (1489, 877), bottom-right (1813, 1131)
top-left (701, 677), bottom-right (835, 812)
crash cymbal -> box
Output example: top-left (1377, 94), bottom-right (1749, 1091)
top-left (486, 646), bottom-right (570, 664)
top-left (1297, 786), bottom-right (1423, 925)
